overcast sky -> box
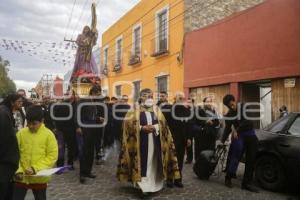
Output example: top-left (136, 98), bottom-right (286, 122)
top-left (0, 0), bottom-right (140, 93)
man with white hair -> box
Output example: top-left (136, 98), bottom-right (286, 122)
top-left (166, 92), bottom-right (191, 188)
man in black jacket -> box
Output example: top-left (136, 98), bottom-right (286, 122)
top-left (101, 97), bottom-right (115, 159)
top-left (222, 94), bottom-right (259, 193)
top-left (157, 91), bottom-right (172, 123)
top-left (41, 96), bottom-right (55, 131)
top-left (78, 86), bottom-right (105, 184)
top-left (0, 94), bottom-right (22, 200)
top-left (166, 93), bottom-right (191, 188)
top-left (94, 96), bottom-right (109, 165)
top-left (112, 95), bottom-right (130, 145)
top-left (53, 91), bottom-right (79, 169)
top-left (186, 100), bottom-right (206, 162)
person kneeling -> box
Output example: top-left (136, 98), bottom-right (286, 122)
top-left (13, 105), bottom-right (58, 200)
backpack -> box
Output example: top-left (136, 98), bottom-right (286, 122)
top-left (193, 144), bottom-right (227, 180)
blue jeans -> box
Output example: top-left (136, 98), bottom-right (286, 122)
top-left (227, 137), bottom-right (244, 176)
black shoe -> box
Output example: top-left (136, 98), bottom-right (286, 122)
top-left (225, 177), bottom-right (233, 188)
top-left (166, 180), bottom-right (174, 188)
top-left (68, 165), bottom-right (75, 171)
top-left (174, 180), bottom-right (184, 188)
top-left (82, 173), bottom-right (97, 178)
top-left (242, 184), bottom-right (259, 193)
top-left (80, 176), bottom-right (86, 184)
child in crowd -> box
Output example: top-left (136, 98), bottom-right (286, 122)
top-left (13, 105), bottom-right (58, 200)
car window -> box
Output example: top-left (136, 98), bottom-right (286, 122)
top-left (289, 117), bottom-right (300, 136)
top-left (267, 116), bottom-right (290, 133)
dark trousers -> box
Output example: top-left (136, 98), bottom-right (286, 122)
top-left (191, 125), bottom-right (205, 162)
top-left (194, 135), bottom-right (201, 162)
top-left (13, 187), bottom-right (46, 200)
top-left (80, 128), bottom-right (99, 176)
top-left (242, 135), bottom-right (258, 186)
top-left (225, 135), bottom-right (258, 186)
top-left (0, 181), bottom-right (14, 200)
top-left (95, 129), bottom-right (104, 160)
top-left (57, 128), bottom-right (78, 167)
top-left (186, 138), bottom-right (193, 162)
top-left (175, 142), bottom-right (185, 181)
top-left (226, 138), bottom-right (244, 176)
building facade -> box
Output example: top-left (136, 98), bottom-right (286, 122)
top-left (100, 0), bottom-right (185, 101)
top-left (53, 76), bottom-right (63, 98)
top-left (63, 70), bottom-right (72, 95)
top-left (184, 0), bottom-right (300, 125)
top-left (100, 0), bottom-right (267, 102)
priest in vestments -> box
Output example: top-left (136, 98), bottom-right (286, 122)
top-left (117, 88), bottom-right (181, 196)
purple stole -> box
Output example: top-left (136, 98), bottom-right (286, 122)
top-left (139, 111), bottom-right (162, 177)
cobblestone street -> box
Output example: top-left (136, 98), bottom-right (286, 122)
top-left (24, 155), bottom-right (294, 200)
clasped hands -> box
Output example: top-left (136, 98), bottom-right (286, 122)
top-left (141, 125), bottom-right (156, 134)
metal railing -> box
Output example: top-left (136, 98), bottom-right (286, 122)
top-left (151, 34), bottom-right (169, 57)
top-left (128, 50), bottom-right (141, 66)
top-left (112, 59), bottom-right (123, 72)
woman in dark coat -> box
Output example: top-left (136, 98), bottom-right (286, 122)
top-left (0, 94), bottom-right (22, 200)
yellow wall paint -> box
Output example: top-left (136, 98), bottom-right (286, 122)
top-left (101, 0), bottom-right (184, 102)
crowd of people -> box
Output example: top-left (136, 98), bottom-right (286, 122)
top-left (0, 86), bottom-right (262, 199)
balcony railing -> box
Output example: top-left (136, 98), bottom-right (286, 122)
top-left (151, 35), bottom-right (169, 57)
top-left (128, 50), bottom-right (141, 66)
top-left (112, 59), bottom-right (122, 72)
top-left (101, 65), bottom-right (108, 76)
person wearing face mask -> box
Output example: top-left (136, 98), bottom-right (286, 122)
top-left (117, 88), bottom-right (180, 198)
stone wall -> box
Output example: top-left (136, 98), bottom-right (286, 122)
top-left (184, 0), bottom-right (265, 32)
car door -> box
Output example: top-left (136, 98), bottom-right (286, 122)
top-left (275, 114), bottom-right (300, 179)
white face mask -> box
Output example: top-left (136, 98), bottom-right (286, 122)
top-left (144, 98), bottom-right (154, 108)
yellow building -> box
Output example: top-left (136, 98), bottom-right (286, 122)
top-left (101, 0), bottom-right (184, 102)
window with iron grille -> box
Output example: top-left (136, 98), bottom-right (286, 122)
top-left (103, 47), bottom-right (108, 66)
top-left (116, 39), bottom-right (122, 65)
top-left (157, 76), bottom-right (168, 94)
top-left (157, 10), bottom-right (168, 52)
top-left (133, 26), bottom-right (141, 56)
top-left (115, 85), bottom-right (122, 98)
top-left (133, 81), bottom-right (141, 102)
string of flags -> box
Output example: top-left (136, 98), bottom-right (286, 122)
top-left (0, 38), bottom-right (78, 66)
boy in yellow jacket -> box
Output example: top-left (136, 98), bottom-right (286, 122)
top-left (13, 105), bottom-right (58, 200)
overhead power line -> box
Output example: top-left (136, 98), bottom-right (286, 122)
top-left (100, 0), bottom-right (166, 49)
top-left (104, 0), bottom-right (223, 61)
top-left (64, 0), bottom-right (78, 39)
top-left (71, 0), bottom-right (90, 40)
